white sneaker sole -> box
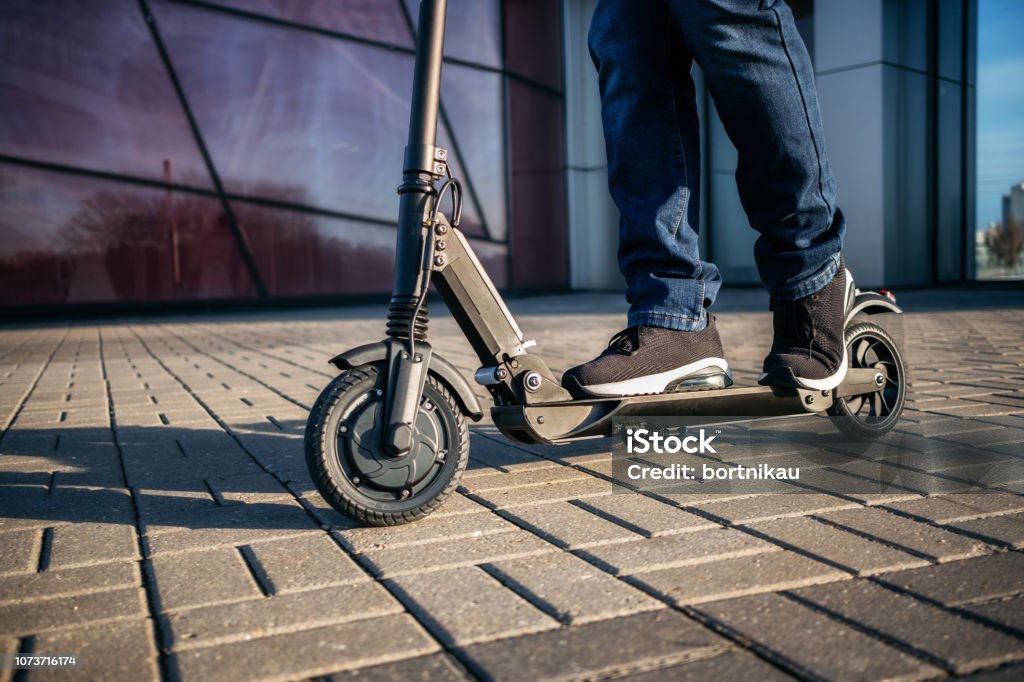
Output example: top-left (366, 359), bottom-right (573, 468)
top-left (577, 357), bottom-right (730, 397)
top-left (759, 267), bottom-right (855, 392)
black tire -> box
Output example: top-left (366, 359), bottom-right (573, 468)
top-left (827, 321), bottom-right (907, 440)
top-left (304, 363), bottom-right (469, 526)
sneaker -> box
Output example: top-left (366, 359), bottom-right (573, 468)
top-left (758, 259), bottom-right (854, 391)
top-left (561, 317), bottom-right (731, 398)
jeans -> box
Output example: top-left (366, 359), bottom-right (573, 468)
top-left (589, 0), bottom-right (845, 331)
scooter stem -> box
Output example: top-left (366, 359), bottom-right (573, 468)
top-left (383, 0), bottom-right (449, 456)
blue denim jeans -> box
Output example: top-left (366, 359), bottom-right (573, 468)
top-left (589, 0), bottom-right (845, 331)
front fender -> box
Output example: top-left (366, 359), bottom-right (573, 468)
top-left (330, 342), bottom-right (484, 421)
top-left (846, 291), bottom-right (903, 325)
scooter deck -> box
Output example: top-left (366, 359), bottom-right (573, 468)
top-left (492, 367), bottom-right (884, 444)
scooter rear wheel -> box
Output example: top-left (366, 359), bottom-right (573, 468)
top-left (305, 364), bottom-right (468, 526)
top-left (828, 321), bottom-right (907, 439)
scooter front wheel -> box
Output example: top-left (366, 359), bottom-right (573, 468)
top-left (305, 364), bottom-right (469, 526)
top-left (828, 321), bottom-right (907, 440)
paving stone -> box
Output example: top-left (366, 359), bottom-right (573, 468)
top-left (620, 649), bottom-right (795, 681)
top-left (467, 477), bottom-right (612, 509)
top-left (793, 579), bottom-right (1024, 673)
top-left (245, 534), bottom-right (366, 594)
top-left (0, 528), bottom-right (40, 574)
top-left (459, 609), bottom-right (729, 681)
top-left (696, 592), bottom-right (942, 681)
top-left (499, 500), bottom-right (641, 549)
top-left (0, 637), bottom-right (16, 682)
top-left (149, 547), bottom-right (262, 612)
top-left (958, 663), bottom-right (1024, 681)
top-left (966, 595), bottom-right (1024, 634)
top-left (485, 552), bottom-right (663, 624)
top-left (745, 516), bottom-right (929, 575)
top-left (48, 523), bottom-right (138, 569)
top-left (690, 494), bottom-right (859, 524)
top-left (883, 494), bottom-right (1024, 523)
top-left (161, 582), bottom-right (403, 651)
top-left (170, 614), bottom-right (439, 681)
top-left (144, 511), bottom-right (320, 556)
top-left (387, 566), bottom-right (558, 645)
top-left (0, 587), bottom-right (146, 637)
top-left (29, 618), bottom-right (158, 682)
top-left (632, 550), bottom-right (847, 606)
top-left (817, 506), bottom-right (988, 561)
top-left (205, 471), bottom-right (293, 505)
top-left (950, 512), bottom-right (1024, 548)
top-left (0, 561), bottom-right (139, 603)
top-left (325, 654), bottom-right (470, 681)
top-left (336, 507), bottom-right (514, 553)
top-left (460, 466), bottom-right (591, 493)
top-left (876, 552), bottom-right (1024, 606)
top-left (361, 529), bottom-right (557, 578)
top-left (570, 495), bottom-right (717, 537)
top-left (578, 528), bottom-right (775, 576)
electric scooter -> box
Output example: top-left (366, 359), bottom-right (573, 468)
top-left (304, 0), bottom-right (907, 526)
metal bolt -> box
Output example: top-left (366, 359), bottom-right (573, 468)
top-left (433, 254), bottom-right (446, 267)
top-left (524, 372), bottom-right (543, 392)
top-left (435, 149), bottom-right (447, 160)
top-left (821, 390), bottom-right (830, 397)
top-left (874, 373), bottom-right (886, 386)
top-left (351, 476), bottom-right (360, 485)
top-left (509, 359), bottom-right (520, 369)
top-left (339, 424), bottom-right (348, 434)
top-left (436, 239), bottom-right (447, 250)
top-left (536, 416), bottom-right (545, 424)
top-left (495, 367), bottom-right (509, 380)
top-left (401, 489), bottom-right (412, 499)
top-left (804, 395), bottom-right (814, 405)
top-left (375, 388), bottom-right (383, 396)
top-left (434, 162), bottom-right (446, 175)
top-left (437, 450), bottom-right (446, 462)
top-left (435, 223), bottom-right (448, 235)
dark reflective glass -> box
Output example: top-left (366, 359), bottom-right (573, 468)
top-left (232, 199), bottom-right (508, 296)
top-left (207, 0), bottom-right (413, 47)
top-left (442, 65), bottom-right (507, 240)
top-left (507, 83), bottom-right (566, 288)
top-left (504, 0), bottom-right (563, 91)
top-left (403, 0), bottom-right (502, 67)
top-left (0, 164), bottom-right (256, 306)
top-left (0, 0), bottom-right (213, 188)
top-left (154, 2), bottom-right (412, 224)
top-left (153, 2), bottom-right (494, 237)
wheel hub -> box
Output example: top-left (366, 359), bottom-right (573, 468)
top-left (339, 394), bottom-right (444, 492)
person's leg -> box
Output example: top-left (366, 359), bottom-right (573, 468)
top-left (562, 0), bottom-right (728, 398)
top-left (591, 0), bottom-right (720, 331)
top-left (665, 0), bottom-right (850, 389)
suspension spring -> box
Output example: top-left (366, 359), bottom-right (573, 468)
top-left (386, 295), bottom-right (429, 341)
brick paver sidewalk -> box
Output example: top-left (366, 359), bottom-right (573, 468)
top-left (2, 290), bottom-right (1024, 681)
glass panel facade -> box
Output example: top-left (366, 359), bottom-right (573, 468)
top-left (152, 1), bottom-right (415, 221)
top-left (0, 164), bottom-right (256, 304)
top-left (975, 0), bottom-right (1024, 279)
top-left (208, 0), bottom-right (413, 47)
top-left (402, 0), bottom-right (502, 67)
top-left (0, 0), bottom-right (563, 310)
top-left (0, 0), bottom-right (212, 188)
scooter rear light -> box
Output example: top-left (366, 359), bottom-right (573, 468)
top-left (879, 289), bottom-right (896, 302)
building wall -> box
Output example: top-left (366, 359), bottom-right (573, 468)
top-left (0, 0), bottom-right (568, 310)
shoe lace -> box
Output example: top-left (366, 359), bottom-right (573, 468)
top-left (607, 327), bottom-right (641, 355)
